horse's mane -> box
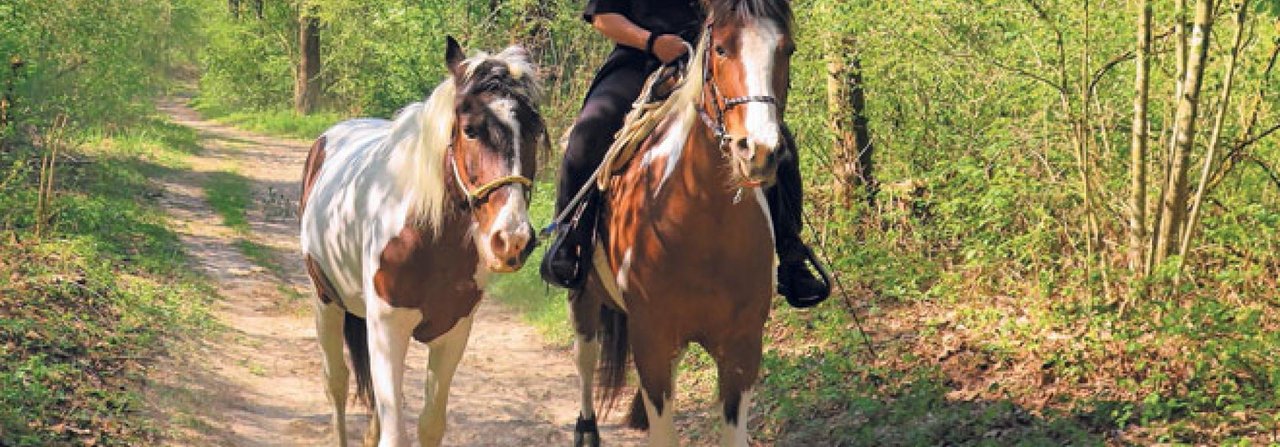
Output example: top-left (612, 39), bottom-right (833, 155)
top-left (387, 46), bottom-right (539, 236)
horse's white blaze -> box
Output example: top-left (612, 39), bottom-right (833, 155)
top-left (739, 19), bottom-right (782, 151)
top-left (719, 389), bottom-right (753, 447)
top-left (482, 97), bottom-right (532, 268)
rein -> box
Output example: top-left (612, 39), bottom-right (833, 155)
top-left (446, 143), bottom-right (533, 209)
top-left (695, 24), bottom-right (778, 148)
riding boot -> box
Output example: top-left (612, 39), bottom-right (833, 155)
top-left (770, 125), bottom-right (830, 308)
top-left (541, 190), bottom-right (599, 289)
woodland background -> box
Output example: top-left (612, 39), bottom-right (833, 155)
top-left (1, 0), bottom-right (1279, 445)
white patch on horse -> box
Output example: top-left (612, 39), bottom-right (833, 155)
top-left (641, 116), bottom-right (692, 194)
top-left (739, 18), bottom-right (782, 150)
top-left (617, 248), bottom-right (633, 293)
top-left (752, 187), bottom-right (778, 278)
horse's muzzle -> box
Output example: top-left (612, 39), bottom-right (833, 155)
top-left (485, 223), bottom-right (534, 272)
top-left (730, 136), bottom-right (780, 187)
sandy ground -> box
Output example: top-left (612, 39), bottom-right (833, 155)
top-left (141, 98), bottom-right (646, 446)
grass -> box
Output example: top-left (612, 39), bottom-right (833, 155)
top-left (190, 98), bottom-right (342, 140)
top-left (0, 115), bottom-right (216, 446)
top-left (204, 170), bottom-right (252, 234)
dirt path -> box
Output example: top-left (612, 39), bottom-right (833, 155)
top-left (143, 98), bottom-right (645, 446)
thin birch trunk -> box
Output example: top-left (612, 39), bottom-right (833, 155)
top-left (1178, 0), bottom-right (1249, 268)
top-left (1128, 0), bottom-right (1152, 275)
top-left (1154, 0), bottom-right (1215, 266)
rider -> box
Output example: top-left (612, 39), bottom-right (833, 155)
top-left (541, 0), bottom-right (830, 308)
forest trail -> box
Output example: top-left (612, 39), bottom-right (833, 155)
top-left (141, 97), bottom-right (645, 446)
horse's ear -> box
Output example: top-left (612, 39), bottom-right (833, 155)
top-left (445, 35), bottom-right (465, 77)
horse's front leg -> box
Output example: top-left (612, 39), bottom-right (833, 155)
top-left (365, 293), bottom-right (423, 447)
top-left (568, 286), bottom-right (603, 447)
top-left (417, 309), bottom-right (475, 447)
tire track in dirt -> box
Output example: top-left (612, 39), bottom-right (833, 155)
top-left (142, 97), bottom-right (645, 446)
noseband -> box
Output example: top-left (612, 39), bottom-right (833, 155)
top-left (695, 24), bottom-right (779, 148)
top-left (446, 143), bottom-right (533, 209)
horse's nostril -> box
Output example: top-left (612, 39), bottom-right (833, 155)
top-left (491, 231), bottom-right (509, 255)
top-left (505, 258), bottom-right (518, 267)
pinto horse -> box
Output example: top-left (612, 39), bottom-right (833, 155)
top-left (299, 37), bottom-right (546, 447)
top-left (567, 1), bottom-right (796, 446)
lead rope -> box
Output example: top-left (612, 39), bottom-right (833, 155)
top-left (773, 152), bottom-right (878, 361)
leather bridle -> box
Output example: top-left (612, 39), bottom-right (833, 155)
top-left (446, 142), bottom-right (533, 210)
top-left (695, 24), bottom-right (779, 148)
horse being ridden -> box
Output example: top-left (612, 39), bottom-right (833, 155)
top-left (567, 1), bottom-right (796, 446)
top-left (299, 37), bottom-right (546, 447)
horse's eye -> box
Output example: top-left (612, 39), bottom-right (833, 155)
top-left (715, 45), bottom-right (727, 57)
top-left (463, 124), bottom-right (479, 140)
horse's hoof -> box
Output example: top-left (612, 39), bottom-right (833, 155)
top-left (573, 415), bottom-right (600, 447)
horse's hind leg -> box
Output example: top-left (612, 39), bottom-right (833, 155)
top-left (705, 333), bottom-right (763, 447)
top-left (417, 312), bottom-right (475, 447)
top-left (568, 287), bottom-right (602, 447)
top-left (314, 300), bottom-right (350, 447)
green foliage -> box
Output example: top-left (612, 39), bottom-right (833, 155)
top-left (0, 118), bottom-right (215, 446)
top-left (0, 0), bottom-right (207, 135)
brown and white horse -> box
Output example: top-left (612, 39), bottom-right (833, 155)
top-left (568, 1), bottom-right (795, 446)
top-left (299, 37), bottom-right (546, 447)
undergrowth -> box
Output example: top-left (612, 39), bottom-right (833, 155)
top-left (0, 116), bottom-right (216, 446)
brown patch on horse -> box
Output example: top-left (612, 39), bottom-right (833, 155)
top-left (299, 135), bottom-right (327, 215)
top-left (372, 218), bottom-right (483, 343)
top-left (304, 255), bottom-right (341, 307)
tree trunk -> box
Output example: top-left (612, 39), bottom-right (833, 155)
top-left (1128, 0), bottom-right (1151, 274)
top-left (1148, 0), bottom-right (1190, 273)
top-left (1153, 0), bottom-right (1214, 266)
top-left (228, 0), bottom-right (240, 18)
top-left (252, 0), bottom-right (263, 19)
top-left (825, 34), bottom-right (877, 207)
top-left (294, 8), bottom-right (321, 115)
top-left (1178, 0), bottom-right (1249, 267)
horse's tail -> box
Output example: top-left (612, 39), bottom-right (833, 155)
top-left (627, 388), bottom-right (648, 429)
top-left (597, 305), bottom-right (648, 429)
top-left (344, 312), bottom-right (376, 408)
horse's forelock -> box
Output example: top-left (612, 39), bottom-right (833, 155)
top-left (707, 0), bottom-right (793, 34)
